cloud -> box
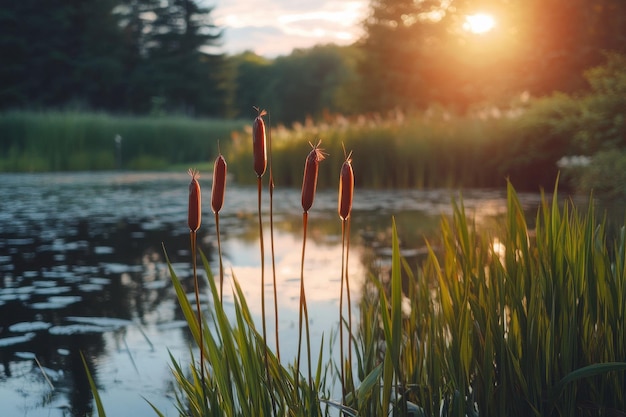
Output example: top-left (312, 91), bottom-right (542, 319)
top-left (211, 0), bottom-right (368, 56)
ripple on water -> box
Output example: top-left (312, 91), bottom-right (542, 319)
top-left (66, 316), bottom-right (133, 329)
top-left (0, 333), bottom-right (36, 347)
top-left (101, 263), bottom-right (144, 274)
top-left (94, 246), bottom-right (115, 254)
top-left (29, 295), bottom-right (82, 310)
top-left (9, 322), bottom-right (52, 333)
top-left (33, 286), bottom-right (71, 295)
top-left (49, 324), bottom-right (114, 335)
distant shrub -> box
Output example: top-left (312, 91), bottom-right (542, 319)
top-left (577, 150), bottom-right (626, 198)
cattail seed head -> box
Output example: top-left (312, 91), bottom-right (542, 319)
top-left (211, 154), bottom-right (227, 213)
top-left (188, 168), bottom-right (201, 232)
top-left (338, 151), bottom-right (354, 220)
top-left (301, 141), bottom-right (326, 213)
top-left (253, 108), bottom-right (267, 177)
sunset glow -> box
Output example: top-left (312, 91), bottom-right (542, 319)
top-left (464, 13), bottom-right (496, 34)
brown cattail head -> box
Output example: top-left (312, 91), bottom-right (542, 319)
top-left (252, 108), bottom-right (267, 177)
top-left (338, 151), bottom-right (354, 220)
top-left (188, 168), bottom-right (201, 232)
top-left (211, 153), bottom-right (227, 213)
top-left (301, 140), bottom-right (326, 213)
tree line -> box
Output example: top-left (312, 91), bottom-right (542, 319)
top-left (0, 0), bottom-right (229, 116)
top-left (1, 0), bottom-right (625, 124)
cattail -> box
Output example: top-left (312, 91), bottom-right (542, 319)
top-left (253, 108), bottom-right (267, 177)
top-left (338, 151), bottom-right (354, 221)
top-left (187, 168), bottom-right (201, 232)
top-left (301, 141), bottom-right (326, 213)
top-left (211, 154), bottom-right (227, 213)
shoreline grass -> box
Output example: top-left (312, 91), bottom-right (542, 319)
top-left (1, 93), bottom-right (579, 192)
top-left (0, 110), bottom-right (246, 172)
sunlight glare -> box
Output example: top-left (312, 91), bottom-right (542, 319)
top-left (464, 13), bottom-right (496, 34)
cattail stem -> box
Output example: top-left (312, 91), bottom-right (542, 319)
top-left (187, 168), bottom-right (205, 408)
top-left (268, 111), bottom-right (281, 363)
top-left (296, 211), bottom-right (313, 394)
top-left (345, 217), bottom-right (355, 402)
top-left (190, 230), bottom-right (205, 406)
top-left (339, 218), bottom-right (347, 403)
top-left (338, 147), bottom-right (355, 405)
top-left (257, 177), bottom-right (267, 350)
top-left (257, 176), bottom-right (276, 414)
top-left (215, 212), bottom-right (224, 302)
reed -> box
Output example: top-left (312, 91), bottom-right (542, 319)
top-left (211, 152), bottom-right (227, 301)
top-left (186, 168), bottom-right (206, 409)
top-left (296, 141), bottom-right (326, 400)
top-left (252, 107), bottom-right (277, 414)
top-left (337, 146), bottom-right (355, 405)
top-left (267, 110), bottom-right (281, 362)
top-left (227, 99), bottom-right (583, 192)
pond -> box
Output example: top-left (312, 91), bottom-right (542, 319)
top-left (0, 172), bottom-right (544, 417)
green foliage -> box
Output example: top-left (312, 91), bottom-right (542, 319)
top-left (0, 0), bottom-right (230, 116)
top-left (574, 53), bottom-right (626, 154)
top-left (577, 150), bottom-right (626, 198)
top-left (356, 182), bottom-right (626, 416)
top-left (227, 106), bottom-right (573, 191)
top-left (496, 93), bottom-right (583, 190)
top-left (230, 45), bottom-right (360, 124)
top-left (0, 111), bottom-right (246, 172)
top-left (81, 352), bottom-right (107, 417)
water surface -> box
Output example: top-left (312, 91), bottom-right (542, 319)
top-left (0, 172), bottom-right (542, 416)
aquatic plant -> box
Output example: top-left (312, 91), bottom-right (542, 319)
top-left (186, 168), bottom-right (205, 398)
top-left (338, 146), bottom-right (355, 405)
top-left (296, 140), bottom-right (326, 405)
top-left (211, 152), bottom-right (227, 300)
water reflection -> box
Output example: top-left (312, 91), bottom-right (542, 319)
top-left (0, 172), bottom-right (541, 416)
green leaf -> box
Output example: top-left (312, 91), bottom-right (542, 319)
top-left (81, 351), bottom-right (106, 417)
top-left (550, 362), bottom-right (626, 400)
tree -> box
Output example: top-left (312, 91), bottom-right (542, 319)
top-left (0, 0), bottom-right (126, 110)
top-left (143, 0), bottom-right (230, 116)
top-left (357, 0), bottom-right (454, 113)
top-left (357, 0), bottom-right (626, 114)
top-left (270, 45), bottom-right (359, 124)
top-left (0, 0), bottom-right (231, 116)
top-left (229, 45), bottom-right (359, 124)
top-left (230, 52), bottom-right (273, 119)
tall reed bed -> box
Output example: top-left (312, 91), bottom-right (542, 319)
top-left (153, 104), bottom-right (626, 417)
top-left (227, 102), bottom-right (577, 191)
top-left (0, 110), bottom-right (246, 171)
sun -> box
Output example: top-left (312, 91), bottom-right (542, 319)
top-left (463, 13), bottom-right (496, 34)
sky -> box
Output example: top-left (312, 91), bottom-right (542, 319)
top-left (209, 0), bottom-right (369, 57)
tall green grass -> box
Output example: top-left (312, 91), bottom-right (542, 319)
top-left (0, 110), bottom-right (246, 171)
top-left (356, 182), bottom-right (626, 416)
top-left (0, 92), bottom-right (584, 191)
top-left (227, 98), bottom-right (578, 191)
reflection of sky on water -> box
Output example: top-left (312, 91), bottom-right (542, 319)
top-left (0, 172), bottom-right (544, 416)
top-left (214, 228), bottom-right (365, 363)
